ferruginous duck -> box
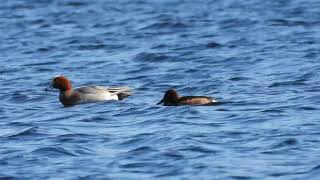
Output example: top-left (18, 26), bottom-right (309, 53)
top-left (157, 89), bottom-right (217, 106)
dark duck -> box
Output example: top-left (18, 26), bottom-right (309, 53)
top-left (157, 89), bottom-right (218, 106)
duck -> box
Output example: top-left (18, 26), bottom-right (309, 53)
top-left (46, 75), bottom-right (133, 106)
top-left (157, 89), bottom-right (217, 106)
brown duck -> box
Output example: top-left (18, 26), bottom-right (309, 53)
top-left (157, 89), bottom-right (218, 106)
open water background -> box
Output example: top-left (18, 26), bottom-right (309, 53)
top-left (1, 0), bottom-right (320, 179)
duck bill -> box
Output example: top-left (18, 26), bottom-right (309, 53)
top-left (45, 79), bottom-right (58, 92)
top-left (157, 98), bottom-right (165, 105)
top-left (44, 86), bottom-right (54, 91)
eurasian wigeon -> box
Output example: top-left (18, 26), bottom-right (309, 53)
top-left (157, 89), bottom-right (217, 106)
top-left (46, 75), bottom-right (133, 106)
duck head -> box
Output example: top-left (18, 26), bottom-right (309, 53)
top-left (157, 89), bottom-right (180, 105)
top-left (46, 75), bottom-right (72, 92)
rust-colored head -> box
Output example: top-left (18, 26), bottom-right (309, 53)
top-left (52, 76), bottom-right (72, 91)
top-left (157, 89), bottom-right (180, 105)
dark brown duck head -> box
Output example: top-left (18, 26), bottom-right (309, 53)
top-left (157, 89), bottom-right (180, 105)
top-left (157, 89), bottom-right (218, 106)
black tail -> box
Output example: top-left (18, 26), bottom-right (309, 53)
top-left (117, 92), bottom-right (132, 100)
top-left (108, 86), bottom-right (133, 100)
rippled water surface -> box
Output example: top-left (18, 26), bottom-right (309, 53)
top-left (1, 0), bottom-right (320, 179)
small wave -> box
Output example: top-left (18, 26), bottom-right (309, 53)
top-left (56, 133), bottom-right (96, 143)
top-left (155, 170), bottom-right (181, 178)
top-left (229, 76), bottom-right (251, 81)
top-left (118, 133), bottom-right (154, 147)
top-left (229, 175), bottom-right (253, 180)
top-left (304, 52), bottom-right (318, 59)
top-left (36, 47), bottom-right (50, 52)
top-left (62, 1), bottom-right (88, 7)
top-left (206, 41), bottom-right (223, 48)
top-left (134, 52), bottom-right (172, 62)
top-left (269, 19), bottom-right (320, 27)
top-left (139, 21), bottom-right (188, 30)
top-left (4, 127), bottom-right (44, 140)
top-left (299, 106), bottom-right (317, 110)
top-left (218, 18), bottom-right (258, 29)
top-left (179, 145), bottom-right (217, 154)
top-left (161, 151), bottom-right (185, 160)
top-left (126, 146), bottom-right (157, 156)
top-left (120, 162), bottom-right (158, 169)
top-left (7, 93), bottom-right (29, 104)
top-left (309, 164), bottom-right (320, 173)
top-left (0, 175), bottom-right (16, 180)
top-left (31, 147), bottom-right (76, 157)
top-left (268, 80), bottom-right (306, 88)
top-left (273, 138), bottom-right (299, 148)
top-left (24, 61), bottom-right (58, 66)
top-left (77, 44), bottom-right (106, 50)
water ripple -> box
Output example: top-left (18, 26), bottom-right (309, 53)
top-left (1, 0), bottom-right (320, 179)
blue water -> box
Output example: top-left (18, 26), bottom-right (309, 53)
top-left (1, 0), bottom-right (320, 179)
